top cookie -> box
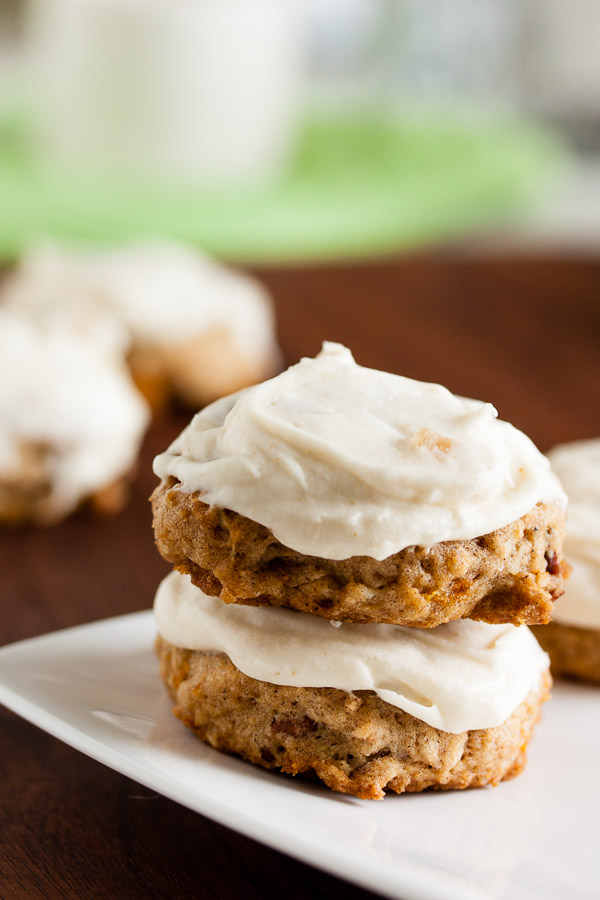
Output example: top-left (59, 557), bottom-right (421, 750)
top-left (152, 343), bottom-right (568, 627)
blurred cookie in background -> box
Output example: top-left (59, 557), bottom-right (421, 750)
top-left (0, 308), bottom-right (149, 526)
top-left (3, 240), bottom-right (281, 412)
top-left (533, 438), bottom-right (600, 682)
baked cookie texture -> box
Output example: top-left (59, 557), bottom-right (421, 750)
top-left (156, 637), bottom-right (551, 800)
top-left (151, 482), bottom-right (567, 628)
top-left (532, 622), bottom-right (600, 683)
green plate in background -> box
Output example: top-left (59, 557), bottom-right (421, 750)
top-left (0, 112), bottom-right (564, 264)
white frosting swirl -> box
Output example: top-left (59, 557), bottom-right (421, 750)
top-left (5, 241), bottom-right (278, 371)
top-left (154, 570), bottom-right (549, 734)
top-left (0, 310), bottom-right (149, 522)
top-left (154, 342), bottom-right (565, 560)
top-left (547, 438), bottom-right (600, 629)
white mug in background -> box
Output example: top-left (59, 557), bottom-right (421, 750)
top-left (26, 0), bottom-right (307, 189)
top-left (521, 0), bottom-right (600, 125)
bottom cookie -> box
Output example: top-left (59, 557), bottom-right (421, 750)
top-left (532, 621), bottom-right (600, 683)
top-left (156, 637), bottom-right (551, 800)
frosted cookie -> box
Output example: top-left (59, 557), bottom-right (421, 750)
top-left (152, 343), bottom-right (567, 628)
top-left (533, 438), bottom-right (600, 682)
top-left (4, 241), bottom-right (280, 411)
top-left (0, 311), bottom-right (149, 525)
top-left (154, 571), bottom-right (551, 799)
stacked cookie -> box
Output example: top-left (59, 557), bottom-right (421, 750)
top-left (151, 343), bottom-right (567, 799)
top-left (533, 438), bottom-right (600, 682)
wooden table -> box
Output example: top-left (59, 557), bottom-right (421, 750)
top-left (1, 255), bottom-right (599, 900)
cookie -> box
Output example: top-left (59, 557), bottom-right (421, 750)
top-left (127, 324), bottom-right (278, 414)
top-left (156, 638), bottom-right (551, 800)
top-left (152, 486), bottom-right (566, 627)
top-left (0, 310), bottom-right (149, 525)
top-left (532, 622), bottom-right (600, 683)
top-left (534, 438), bottom-right (600, 681)
top-left (151, 343), bottom-right (558, 797)
top-left (4, 240), bottom-right (280, 412)
top-left (153, 569), bottom-right (551, 798)
top-left (152, 343), bottom-right (567, 628)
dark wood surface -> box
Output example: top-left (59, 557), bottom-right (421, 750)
top-left (1, 255), bottom-right (599, 900)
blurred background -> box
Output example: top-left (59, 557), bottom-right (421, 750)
top-left (1, 7), bottom-right (599, 896)
top-left (1, 0), bottom-right (600, 263)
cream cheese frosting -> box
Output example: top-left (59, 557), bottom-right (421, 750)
top-left (5, 241), bottom-right (278, 371)
top-left (547, 438), bottom-right (600, 628)
top-left (0, 310), bottom-right (150, 522)
top-left (154, 570), bottom-right (549, 734)
top-left (154, 342), bottom-right (566, 560)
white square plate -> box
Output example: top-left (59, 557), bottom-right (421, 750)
top-left (0, 612), bottom-right (597, 900)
